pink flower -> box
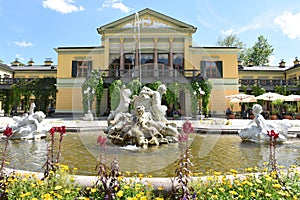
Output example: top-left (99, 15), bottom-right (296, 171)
top-left (178, 133), bottom-right (188, 142)
top-left (182, 121), bottom-right (194, 134)
top-left (97, 136), bottom-right (107, 146)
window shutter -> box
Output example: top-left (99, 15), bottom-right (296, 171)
top-left (87, 61), bottom-right (92, 77)
top-left (72, 61), bottom-right (77, 77)
top-left (216, 61), bottom-right (223, 78)
top-left (200, 61), bottom-right (206, 78)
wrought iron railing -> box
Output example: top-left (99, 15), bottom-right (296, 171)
top-left (239, 79), bottom-right (300, 92)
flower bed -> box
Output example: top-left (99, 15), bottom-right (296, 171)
top-left (0, 122), bottom-right (299, 199)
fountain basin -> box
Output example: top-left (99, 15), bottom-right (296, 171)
top-left (3, 131), bottom-right (300, 177)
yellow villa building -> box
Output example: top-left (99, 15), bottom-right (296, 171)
top-left (54, 8), bottom-right (240, 117)
top-left (1, 8), bottom-right (299, 117)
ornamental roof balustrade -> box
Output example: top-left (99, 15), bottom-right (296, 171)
top-left (239, 78), bottom-right (300, 92)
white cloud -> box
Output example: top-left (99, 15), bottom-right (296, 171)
top-left (221, 29), bottom-right (234, 36)
top-left (14, 41), bottom-right (34, 47)
top-left (42, 0), bottom-right (84, 14)
top-left (102, 0), bottom-right (131, 13)
top-left (274, 11), bottom-right (300, 40)
top-left (236, 23), bottom-right (261, 35)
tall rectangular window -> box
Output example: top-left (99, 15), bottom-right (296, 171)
top-left (200, 61), bottom-right (223, 78)
top-left (71, 61), bottom-right (92, 77)
top-left (173, 53), bottom-right (184, 73)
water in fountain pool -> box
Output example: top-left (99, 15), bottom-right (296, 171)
top-left (2, 131), bottom-right (300, 177)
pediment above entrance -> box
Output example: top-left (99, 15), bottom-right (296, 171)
top-left (97, 8), bottom-right (197, 34)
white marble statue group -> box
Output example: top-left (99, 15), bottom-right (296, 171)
top-left (238, 104), bottom-right (291, 143)
top-left (1, 103), bottom-right (48, 140)
top-left (105, 84), bottom-right (179, 148)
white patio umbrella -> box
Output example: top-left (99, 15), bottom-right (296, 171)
top-left (255, 92), bottom-right (286, 101)
top-left (284, 94), bottom-right (300, 102)
top-left (225, 93), bottom-right (257, 103)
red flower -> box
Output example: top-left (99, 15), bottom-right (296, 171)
top-left (267, 130), bottom-right (279, 139)
top-left (60, 126), bottom-right (66, 134)
top-left (49, 127), bottom-right (56, 136)
top-left (3, 125), bottom-right (13, 138)
top-left (97, 136), bottom-right (107, 146)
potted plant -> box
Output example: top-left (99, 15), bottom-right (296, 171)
top-left (285, 104), bottom-right (296, 120)
top-left (270, 99), bottom-right (283, 120)
top-left (296, 102), bottom-right (300, 120)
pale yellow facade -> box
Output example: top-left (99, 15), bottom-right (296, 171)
top-left (54, 8), bottom-right (240, 116)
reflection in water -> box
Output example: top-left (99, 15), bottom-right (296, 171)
top-left (2, 132), bottom-right (300, 177)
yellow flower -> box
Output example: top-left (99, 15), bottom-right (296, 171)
top-left (257, 189), bottom-right (264, 193)
top-left (91, 188), bottom-right (97, 193)
top-left (54, 185), bottom-right (63, 190)
top-left (157, 186), bottom-right (164, 190)
top-left (124, 185), bottom-right (130, 190)
top-left (229, 190), bottom-right (238, 195)
top-left (273, 183), bottom-right (282, 189)
top-left (54, 193), bottom-right (62, 199)
top-left (125, 171), bottom-right (130, 176)
top-left (218, 187), bottom-right (225, 192)
top-left (245, 167), bottom-right (253, 172)
top-left (42, 193), bottom-right (51, 198)
top-left (256, 178), bottom-right (263, 184)
top-left (22, 178), bottom-right (27, 182)
top-left (116, 190), bottom-right (124, 197)
top-left (64, 190), bottom-right (71, 194)
top-left (207, 188), bottom-right (213, 193)
top-left (136, 193), bottom-right (142, 198)
top-left (265, 193), bottom-right (272, 197)
top-left (32, 198), bottom-right (38, 200)
top-left (230, 169), bottom-right (238, 174)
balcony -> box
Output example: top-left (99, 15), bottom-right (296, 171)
top-left (99, 67), bottom-right (202, 84)
top-left (239, 79), bottom-right (300, 92)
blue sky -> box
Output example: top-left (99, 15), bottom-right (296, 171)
top-left (1, 0), bottom-right (300, 66)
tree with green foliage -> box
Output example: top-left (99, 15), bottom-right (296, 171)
top-left (240, 35), bottom-right (274, 66)
top-left (251, 85), bottom-right (265, 96)
top-left (11, 79), bottom-right (35, 113)
top-left (31, 78), bottom-right (57, 113)
top-left (191, 80), bottom-right (212, 116)
top-left (109, 80), bottom-right (123, 110)
top-left (126, 79), bottom-right (142, 97)
top-left (216, 33), bottom-right (245, 48)
top-left (82, 70), bottom-right (104, 116)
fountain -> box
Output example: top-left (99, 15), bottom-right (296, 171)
top-left (0, 111), bottom-right (49, 140)
top-left (238, 104), bottom-right (292, 143)
top-left (105, 84), bottom-right (179, 148)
